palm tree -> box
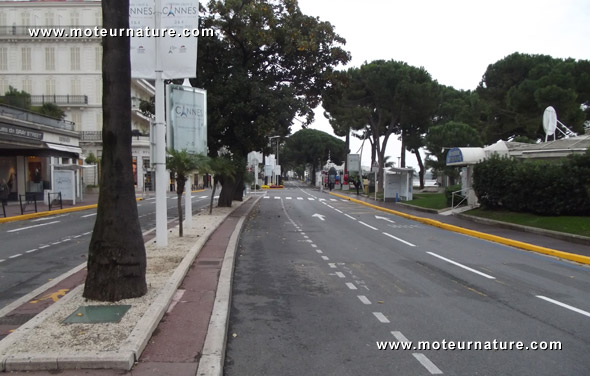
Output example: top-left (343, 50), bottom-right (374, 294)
top-left (166, 149), bottom-right (209, 237)
top-left (83, 0), bottom-right (147, 301)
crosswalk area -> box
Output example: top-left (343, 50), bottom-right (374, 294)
top-left (262, 196), bottom-right (348, 202)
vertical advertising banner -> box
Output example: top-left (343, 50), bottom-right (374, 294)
top-left (130, 0), bottom-right (199, 79)
top-left (166, 84), bottom-right (207, 154)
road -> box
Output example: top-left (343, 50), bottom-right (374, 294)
top-left (225, 181), bottom-right (590, 375)
top-left (0, 191), bottom-right (217, 310)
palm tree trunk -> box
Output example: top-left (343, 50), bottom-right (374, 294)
top-left (83, 0), bottom-right (147, 301)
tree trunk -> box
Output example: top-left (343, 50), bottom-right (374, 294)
top-left (413, 149), bottom-right (425, 189)
top-left (400, 136), bottom-right (406, 168)
top-left (83, 0), bottom-right (147, 301)
top-left (218, 175), bottom-right (234, 207)
top-left (232, 173), bottom-right (244, 201)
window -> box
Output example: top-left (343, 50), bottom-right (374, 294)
top-left (45, 77), bottom-right (55, 96)
top-left (0, 47), bottom-right (7, 71)
top-left (71, 78), bottom-right (81, 96)
top-left (21, 12), bottom-right (30, 27)
top-left (71, 111), bottom-right (82, 131)
top-left (45, 47), bottom-right (55, 71)
top-left (95, 46), bottom-right (102, 71)
top-left (22, 78), bottom-right (32, 94)
top-left (21, 47), bottom-right (31, 71)
top-left (44, 12), bottom-right (54, 27)
top-left (70, 47), bottom-right (80, 71)
top-left (0, 12), bottom-right (6, 27)
top-left (70, 11), bottom-right (79, 27)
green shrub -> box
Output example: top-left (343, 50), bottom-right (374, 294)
top-left (473, 151), bottom-right (590, 215)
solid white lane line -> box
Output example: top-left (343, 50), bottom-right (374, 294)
top-left (82, 213), bottom-right (97, 218)
top-left (359, 221), bottom-right (378, 230)
top-left (335, 272), bottom-right (345, 278)
top-left (536, 295), bottom-right (590, 318)
top-left (7, 221), bottom-right (60, 233)
top-left (427, 252), bottom-right (496, 280)
top-left (321, 256), bottom-right (330, 261)
top-left (373, 312), bottom-right (390, 323)
top-left (345, 214), bottom-right (356, 220)
top-left (382, 232), bottom-right (416, 247)
top-left (358, 295), bottom-right (372, 305)
top-left (391, 331), bottom-right (410, 343)
top-left (346, 282), bottom-right (357, 290)
top-left (9, 254), bottom-right (22, 259)
top-left (413, 353), bottom-right (443, 374)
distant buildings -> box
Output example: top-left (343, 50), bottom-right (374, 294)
top-left (0, 0), bottom-right (154, 194)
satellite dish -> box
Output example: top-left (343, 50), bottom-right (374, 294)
top-left (543, 106), bottom-right (557, 137)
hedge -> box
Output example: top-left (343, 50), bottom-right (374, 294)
top-left (472, 150), bottom-right (590, 216)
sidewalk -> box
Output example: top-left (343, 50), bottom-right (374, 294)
top-left (330, 189), bottom-right (590, 260)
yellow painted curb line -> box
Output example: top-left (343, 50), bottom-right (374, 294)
top-left (0, 197), bottom-right (144, 224)
top-left (330, 192), bottom-right (590, 265)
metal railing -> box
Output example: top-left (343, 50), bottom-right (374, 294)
top-left (19, 193), bottom-right (38, 215)
top-left (450, 189), bottom-right (467, 214)
top-left (30, 95), bottom-right (88, 106)
top-left (0, 104), bottom-right (75, 131)
top-left (48, 192), bottom-right (62, 211)
top-left (80, 131), bottom-right (102, 141)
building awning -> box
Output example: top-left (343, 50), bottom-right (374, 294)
top-left (446, 147), bottom-right (486, 166)
top-left (45, 143), bottom-right (82, 156)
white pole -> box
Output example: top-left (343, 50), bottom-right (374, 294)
top-left (185, 174), bottom-right (192, 227)
top-left (154, 0), bottom-right (168, 247)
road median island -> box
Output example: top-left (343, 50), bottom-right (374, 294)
top-left (330, 192), bottom-right (590, 266)
top-left (0, 197), bottom-right (249, 372)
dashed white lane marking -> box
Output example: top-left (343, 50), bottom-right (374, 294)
top-left (334, 209), bottom-right (343, 213)
top-left (413, 353), bottom-right (443, 374)
top-left (373, 312), bottom-right (390, 323)
top-left (382, 232), bottom-right (416, 247)
top-left (301, 232), bottom-right (306, 236)
top-left (0, 259), bottom-right (4, 263)
top-left (7, 220), bottom-right (61, 233)
top-left (316, 250), bottom-right (323, 254)
top-left (358, 295), bottom-right (372, 305)
top-left (536, 295), bottom-right (590, 318)
top-left (321, 256), bottom-right (330, 261)
top-left (303, 235), bottom-right (309, 239)
top-left (9, 254), bottom-right (22, 259)
top-left (297, 197), bottom-right (303, 200)
top-left (263, 196), bottom-right (269, 199)
top-left (200, 196), bottom-right (208, 199)
top-left (306, 239), bottom-right (313, 243)
top-left (344, 214), bottom-right (356, 220)
top-left (82, 232), bottom-right (92, 236)
top-left (335, 272), bottom-right (345, 278)
top-left (51, 242), bottom-right (61, 245)
top-left (427, 252), bottom-right (496, 280)
top-left (311, 244), bottom-right (317, 248)
top-left (328, 263), bottom-right (337, 268)
top-left (38, 245), bottom-right (50, 249)
top-left (308, 198), bottom-right (315, 201)
top-left (330, 199), bottom-right (337, 201)
top-left (391, 331), bottom-right (410, 343)
top-left (359, 221), bottom-right (378, 230)
top-left (26, 249), bottom-right (37, 253)
top-left (286, 197), bottom-right (292, 200)
top-left (274, 196), bottom-right (281, 200)
top-left (346, 282), bottom-right (357, 290)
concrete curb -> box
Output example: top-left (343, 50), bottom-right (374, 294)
top-left (0, 196), bottom-right (247, 372)
top-left (197, 195), bottom-right (263, 376)
top-left (330, 192), bottom-right (590, 266)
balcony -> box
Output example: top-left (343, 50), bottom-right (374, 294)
top-left (30, 95), bottom-right (88, 106)
top-left (80, 130), bottom-right (151, 142)
top-left (0, 25), bottom-right (101, 39)
top-left (0, 104), bottom-right (75, 131)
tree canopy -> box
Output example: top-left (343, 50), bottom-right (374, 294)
top-left (193, 0), bottom-right (349, 205)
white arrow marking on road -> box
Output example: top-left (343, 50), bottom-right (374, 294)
top-left (375, 215), bottom-right (395, 223)
top-left (312, 214), bottom-right (325, 221)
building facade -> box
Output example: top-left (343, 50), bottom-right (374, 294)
top-left (0, 0), bottom-right (155, 191)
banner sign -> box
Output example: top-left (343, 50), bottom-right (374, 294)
top-left (166, 84), bottom-right (207, 154)
top-left (347, 154), bottom-right (360, 172)
top-left (130, 0), bottom-right (199, 79)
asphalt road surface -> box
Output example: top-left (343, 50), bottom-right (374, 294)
top-left (0, 191), bottom-right (217, 310)
top-left (225, 181), bottom-right (590, 375)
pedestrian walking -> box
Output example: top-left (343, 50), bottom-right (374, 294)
top-left (0, 178), bottom-right (9, 207)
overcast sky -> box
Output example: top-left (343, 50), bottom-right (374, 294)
top-left (294, 0), bottom-right (590, 168)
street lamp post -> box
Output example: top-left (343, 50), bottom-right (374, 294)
top-left (268, 136), bottom-right (280, 185)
